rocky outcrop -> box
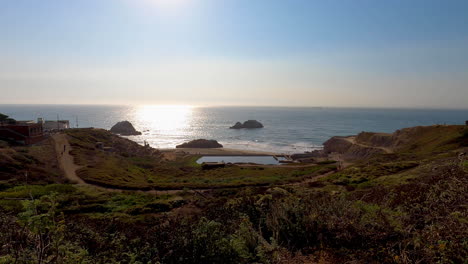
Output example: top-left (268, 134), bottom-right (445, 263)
top-left (323, 137), bottom-right (354, 154)
top-left (176, 139), bottom-right (223, 148)
top-left (230, 122), bottom-right (244, 129)
top-left (230, 120), bottom-right (264, 129)
top-left (110, 121), bottom-right (142, 136)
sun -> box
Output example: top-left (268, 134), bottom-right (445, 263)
top-left (142, 0), bottom-right (190, 9)
top-left (132, 0), bottom-right (193, 17)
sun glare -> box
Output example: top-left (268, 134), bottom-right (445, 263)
top-left (135, 105), bottom-right (193, 135)
top-left (143, 0), bottom-right (190, 9)
top-left (131, 0), bottom-right (193, 18)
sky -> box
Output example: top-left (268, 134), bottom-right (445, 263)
top-left (0, 0), bottom-right (467, 108)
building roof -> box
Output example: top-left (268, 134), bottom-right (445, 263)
top-left (0, 121), bottom-right (39, 127)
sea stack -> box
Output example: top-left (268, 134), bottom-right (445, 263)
top-left (110, 121), bottom-right (142, 136)
top-left (176, 139), bottom-right (223, 148)
top-left (230, 120), bottom-right (264, 129)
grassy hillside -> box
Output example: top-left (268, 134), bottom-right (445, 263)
top-left (0, 125), bottom-right (466, 263)
top-left (318, 125), bottom-right (468, 191)
top-left (0, 138), bottom-right (64, 187)
top-left (393, 125), bottom-right (468, 154)
top-left (65, 129), bottom-right (335, 189)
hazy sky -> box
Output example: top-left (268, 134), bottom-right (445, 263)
top-left (1, 0), bottom-right (467, 108)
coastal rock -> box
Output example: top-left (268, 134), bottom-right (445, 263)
top-left (323, 136), bottom-right (354, 154)
top-left (230, 120), bottom-right (264, 129)
top-left (230, 122), bottom-right (243, 129)
top-left (110, 121), bottom-right (142, 136)
top-left (176, 139), bottom-right (223, 148)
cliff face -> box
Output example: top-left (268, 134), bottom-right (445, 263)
top-left (323, 137), bottom-right (353, 154)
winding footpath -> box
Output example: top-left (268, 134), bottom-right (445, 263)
top-left (343, 136), bottom-right (394, 154)
top-left (52, 133), bottom-right (85, 184)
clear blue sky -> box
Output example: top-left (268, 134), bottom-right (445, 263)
top-left (1, 0), bottom-right (467, 108)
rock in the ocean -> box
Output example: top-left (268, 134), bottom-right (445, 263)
top-left (110, 121), bottom-right (142, 136)
top-left (176, 139), bottom-right (223, 148)
top-left (230, 120), bottom-right (264, 129)
top-left (230, 122), bottom-right (244, 129)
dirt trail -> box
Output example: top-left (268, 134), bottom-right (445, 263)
top-left (52, 134), bottom-right (85, 184)
top-left (52, 133), bottom-right (186, 194)
top-left (344, 136), bottom-right (393, 154)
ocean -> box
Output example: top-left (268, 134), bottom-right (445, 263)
top-left (1, 105), bottom-right (467, 154)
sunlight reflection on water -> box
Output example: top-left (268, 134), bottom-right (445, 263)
top-left (128, 105), bottom-right (198, 149)
top-left (135, 105), bottom-right (193, 136)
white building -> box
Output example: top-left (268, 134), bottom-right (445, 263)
top-left (37, 118), bottom-right (70, 131)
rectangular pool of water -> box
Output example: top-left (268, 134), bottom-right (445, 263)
top-left (196, 156), bottom-right (286, 165)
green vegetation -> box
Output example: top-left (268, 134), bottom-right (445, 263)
top-left (1, 161), bottom-right (466, 263)
top-left (395, 125), bottom-right (467, 155)
top-left (322, 160), bottom-right (419, 188)
top-left (0, 139), bottom-right (63, 186)
top-left (80, 163), bottom-right (334, 190)
top-left (0, 125), bottom-right (467, 263)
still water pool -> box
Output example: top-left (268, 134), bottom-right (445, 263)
top-left (196, 156), bottom-right (286, 165)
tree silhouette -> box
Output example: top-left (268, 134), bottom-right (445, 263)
top-left (0, 113), bottom-right (16, 125)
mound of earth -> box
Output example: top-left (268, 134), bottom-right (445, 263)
top-left (176, 139), bottom-right (223, 148)
top-left (230, 120), bottom-right (264, 129)
top-left (110, 121), bottom-right (142, 136)
top-left (323, 136), bottom-right (386, 161)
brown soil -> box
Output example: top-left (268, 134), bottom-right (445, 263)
top-left (52, 134), bottom-right (85, 184)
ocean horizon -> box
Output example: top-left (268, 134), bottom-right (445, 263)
top-left (1, 104), bottom-right (467, 154)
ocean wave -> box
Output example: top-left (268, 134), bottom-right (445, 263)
top-left (221, 140), bottom-right (322, 154)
